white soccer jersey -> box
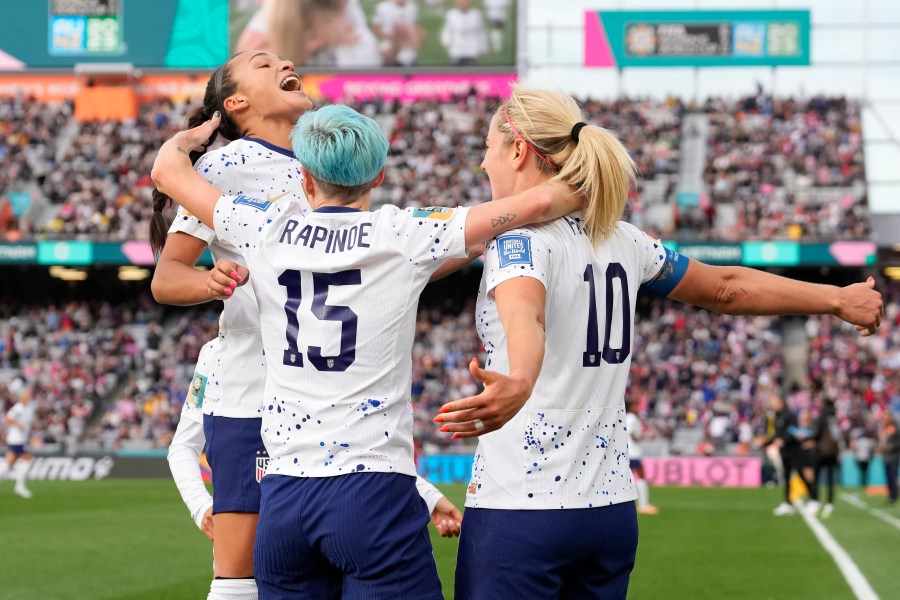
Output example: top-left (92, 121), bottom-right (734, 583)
top-left (168, 137), bottom-right (309, 418)
top-left (625, 412), bottom-right (643, 459)
top-left (373, 0), bottom-right (418, 35)
top-left (468, 216), bottom-right (666, 510)
top-left (6, 402), bottom-right (35, 445)
top-left (441, 8), bottom-right (487, 61)
top-left (214, 198), bottom-right (469, 478)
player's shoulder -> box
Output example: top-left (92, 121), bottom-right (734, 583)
top-left (604, 220), bottom-right (660, 254)
top-left (202, 138), bottom-right (297, 168)
top-left (379, 204), bottom-right (463, 224)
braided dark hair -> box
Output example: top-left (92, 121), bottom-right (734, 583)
top-left (149, 62), bottom-right (243, 258)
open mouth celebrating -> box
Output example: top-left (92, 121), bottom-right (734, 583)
top-left (280, 75), bottom-right (303, 92)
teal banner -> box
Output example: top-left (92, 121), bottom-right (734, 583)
top-left (585, 10), bottom-right (811, 68)
top-left (676, 243), bottom-right (743, 265)
top-left (37, 241), bottom-right (93, 265)
top-left (743, 241), bottom-right (801, 267)
top-left (0, 243), bottom-right (38, 264)
top-left (0, 241), bottom-right (876, 268)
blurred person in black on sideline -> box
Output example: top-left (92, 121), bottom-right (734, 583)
top-left (805, 398), bottom-right (842, 518)
top-left (763, 395), bottom-right (814, 516)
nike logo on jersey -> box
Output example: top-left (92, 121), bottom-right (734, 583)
top-left (266, 191), bottom-right (291, 203)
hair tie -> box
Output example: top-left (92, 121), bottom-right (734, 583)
top-left (571, 122), bottom-right (587, 143)
top-left (153, 205), bottom-right (163, 214)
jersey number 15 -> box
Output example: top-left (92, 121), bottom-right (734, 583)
top-left (278, 268), bottom-right (360, 372)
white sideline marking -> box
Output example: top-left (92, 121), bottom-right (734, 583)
top-left (799, 508), bottom-right (880, 600)
top-left (839, 492), bottom-right (900, 532)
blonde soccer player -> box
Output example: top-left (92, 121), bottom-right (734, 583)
top-left (436, 86), bottom-right (883, 600)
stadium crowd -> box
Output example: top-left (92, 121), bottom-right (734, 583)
top-left (0, 299), bottom-right (153, 451)
top-left (35, 100), bottom-right (187, 240)
top-left (0, 89), bottom-right (886, 455)
top-left (2, 91), bottom-right (867, 244)
top-left (702, 94), bottom-right (867, 242)
top-left (3, 280), bottom-right (895, 454)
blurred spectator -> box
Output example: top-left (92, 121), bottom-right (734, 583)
top-left (441, 0), bottom-right (488, 66)
top-left (879, 411), bottom-right (900, 504)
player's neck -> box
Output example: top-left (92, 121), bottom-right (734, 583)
top-left (313, 195), bottom-right (371, 212)
top-left (242, 121), bottom-right (293, 153)
top-left (509, 171), bottom-right (552, 197)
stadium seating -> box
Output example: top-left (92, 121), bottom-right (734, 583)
top-left (0, 93), bottom-right (866, 242)
top-left (3, 281), bottom-right (891, 453)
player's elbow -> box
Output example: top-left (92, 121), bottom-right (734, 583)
top-left (709, 271), bottom-right (748, 315)
top-left (150, 269), bottom-right (178, 304)
top-left (150, 164), bottom-right (173, 196)
top-left (150, 274), bottom-right (166, 303)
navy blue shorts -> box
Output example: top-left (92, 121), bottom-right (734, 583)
top-left (7, 444), bottom-right (25, 456)
top-left (456, 501), bottom-right (638, 600)
top-left (629, 459), bottom-right (643, 470)
top-left (255, 473), bottom-right (442, 600)
top-left (203, 415), bottom-right (266, 514)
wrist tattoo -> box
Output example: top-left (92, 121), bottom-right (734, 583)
top-left (491, 213), bottom-right (516, 228)
top-left (176, 146), bottom-right (188, 155)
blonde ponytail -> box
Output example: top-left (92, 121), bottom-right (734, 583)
top-left (498, 86), bottom-right (637, 245)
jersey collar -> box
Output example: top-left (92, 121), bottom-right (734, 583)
top-left (314, 206), bottom-right (361, 213)
top-left (243, 137), bottom-right (295, 159)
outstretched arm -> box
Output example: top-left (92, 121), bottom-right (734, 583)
top-left (151, 115), bottom-right (226, 228)
top-left (668, 261), bottom-right (883, 336)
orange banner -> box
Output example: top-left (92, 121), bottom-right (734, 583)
top-left (0, 74), bottom-right (211, 103)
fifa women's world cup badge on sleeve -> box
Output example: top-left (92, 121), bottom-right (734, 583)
top-left (187, 373), bottom-right (208, 409)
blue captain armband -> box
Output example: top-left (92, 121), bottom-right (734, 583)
top-left (640, 247), bottom-right (689, 297)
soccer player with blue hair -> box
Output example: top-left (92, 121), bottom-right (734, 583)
top-left (151, 103), bottom-right (582, 598)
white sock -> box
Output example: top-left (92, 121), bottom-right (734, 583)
top-left (490, 30), bottom-right (502, 52)
top-left (13, 461), bottom-right (30, 489)
top-left (207, 578), bottom-right (258, 600)
top-left (636, 479), bottom-right (649, 508)
top-left (0, 461), bottom-right (9, 480)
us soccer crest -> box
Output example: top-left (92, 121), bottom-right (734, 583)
top-left (255, 450), bottom-right (269, 483)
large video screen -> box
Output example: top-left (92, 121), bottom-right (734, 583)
top-left (0, 0), bottom-right (228, 69)
top-left (229, 0), bottom-right (517, 70)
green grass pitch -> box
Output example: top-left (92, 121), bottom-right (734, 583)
top-left (1, 480), bottom-right (899, 599)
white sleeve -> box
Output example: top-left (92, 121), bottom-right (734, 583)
top-left (167, 153), bottom-right (228, 243)
top-left (441, 12), bottom-right (452, 47)
top-left (415, 475), bottom-right (445, 516)
top-left (619, 221), bottom-right (668, 284)
top-left (391, 205), bottom-right (470, 271)
top-left (167, 414), bottom-right (213, 530)
top-left (482, 228), bottom-right (551, 296)
top-left (212, 194), bottom-right (273, 253)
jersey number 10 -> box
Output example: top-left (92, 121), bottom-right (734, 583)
top-left (278, 268), bottom-right (360, 372)
top-left (583, 263), bottom-right (631, 366)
